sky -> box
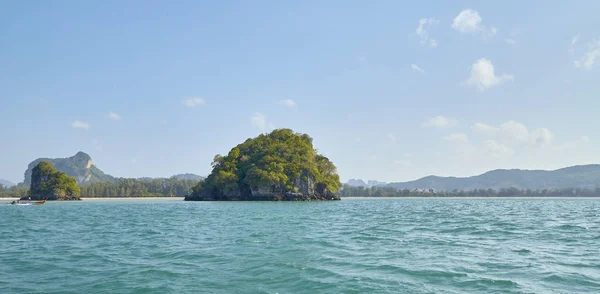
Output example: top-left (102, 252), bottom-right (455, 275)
top-left (1, 0), bottom-right (600, 184)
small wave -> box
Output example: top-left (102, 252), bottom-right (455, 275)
top-left (512, 248), bottom-right (532, 254)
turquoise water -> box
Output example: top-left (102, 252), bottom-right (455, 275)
top-left (1, 198), bottom-right (599, 293)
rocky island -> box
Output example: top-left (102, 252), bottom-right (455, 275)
top-left (25, 161), bottom-right (81, 200)
top-left (185, 129), bottom-right (341, 201)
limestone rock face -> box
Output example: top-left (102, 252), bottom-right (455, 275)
top-left (23, 152), bottom-right (114, 186)
top-left (185, 173), bottom-right (341, 201)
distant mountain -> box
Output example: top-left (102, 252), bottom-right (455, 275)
top-left (345, 179), bottom-right (387, 187)
top-left (367, 180), bottom-right (387, 187)
top-left (170, 173), bottom-right (204, 181)
top-left (0, 179), bottom-right (15, 187)
top-left (386, 165), bottom-right (600, 191)
top-left (24, 151), bottom-right (115, 186)
top-left (346, 179), bottom-right (367, 187)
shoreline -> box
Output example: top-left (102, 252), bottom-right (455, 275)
top-left (0, 197), bottom-right (184, 201)
top-left (3, 196), bottom-right (599, 202)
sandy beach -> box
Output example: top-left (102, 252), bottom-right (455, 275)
top-left (0, 197), bottom-right (184, 201)
top-left (81, 197), bottom-right (184, 201)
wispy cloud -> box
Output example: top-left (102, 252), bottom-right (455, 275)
top-left (411, 64), bottom-right (425, 73)
top-left (452, 9), bottom-right (496, 38)
top-left (388, 133), bottom-right (396, 144)
top-left (504, 30), bottom-right (519, 46)
top-left (278, 99), bottom-right (296, 108)
top-left (70, 120), bottom-right (90, 130)
top-left (423, 116), bottom-right (458, 128)
top-left (574, 38), bottom-right (600, 70)
top-left (251, 112), bottom-right (267, 131)
top-left (572, 35), bottom-right (580, 46)
top-left (553, 136), bottom-right (591, 151)
top-left (182, 97), bottom-right (206, 108)
top-left (106, 112), bottom-right (121, 121)
top-left (444, 133), bottom-right (469, 143)
top-left (465, 58), bottom-right (513, 91)
top-left (416, 18), bottom-right (439, 48)
top-left (471, 121), bottom-right (554, 147)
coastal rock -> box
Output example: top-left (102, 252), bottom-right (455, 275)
top-left (27, 161), bottom-right (81, 201)
top-left (185, 129), bottom-right (341, 201)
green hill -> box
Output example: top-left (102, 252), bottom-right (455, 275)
top-left (386, 165), bottom-right (600, 191)
top-left (185, 129), bottom-right (341, 201)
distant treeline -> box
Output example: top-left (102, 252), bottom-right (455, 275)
top-left (339, 184), bottom-right (600, 197)
top-left (80, 178), bottom-right (199, 197)
top-left (0, 185), bottom-right (29, 198)
top-left (0, 178), bottom-right (200, 198)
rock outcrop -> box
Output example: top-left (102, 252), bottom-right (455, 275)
top-left (27, 161), bottom-right (80, 200)
top-left (184, 129), bottom-right (341, 201)
top-left (24, 151), bottom-right (115, 186)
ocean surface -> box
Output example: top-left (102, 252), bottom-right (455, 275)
top-left (1, 198), bottom-right (599, 294)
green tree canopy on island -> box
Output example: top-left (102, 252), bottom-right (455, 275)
top-left (29, 161), bottom-right (80, 200)
top-left (187, 129), bottom-right (341, 201)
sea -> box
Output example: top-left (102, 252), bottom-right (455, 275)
top-left (1, 198), bottom-right (599, 293)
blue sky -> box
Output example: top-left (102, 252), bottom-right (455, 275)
top-left (1, 0), bottom-right (600, 184)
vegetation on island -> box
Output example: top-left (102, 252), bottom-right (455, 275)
top-left (0, 184), bottom-right (29, 198)
top-left (79, 178), bottom-right (199, 197)
top-left (27, 161), bottom-right (80, 200)
top-left (185, 129), bottom-right (342, 201)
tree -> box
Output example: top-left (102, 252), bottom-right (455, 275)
top-left (29, 161), bottom-right (80, 200)
top-left (187, 129), bottom-right (342, 201)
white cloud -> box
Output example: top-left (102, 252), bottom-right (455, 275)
top-left (554, 136), bottom-right (590, 151)
top-left (182, 97), bottom-right (206, 108)
top-left (70, 120), bottom-right (90, 130)
top-left (416, 18), bottom-right (439, 48)
top-left (572, 35), bottom-right (580, 46)
top-left (452, 9), bottom-right (496, 38)
top-left (423, 116), bottom-right (458, 128)
top-left (278, 99), bottom-right (296, 108)
top-left (574, 39), bottom-right (600, 70)
top-left (368, 155), bottom-right (377, 162)
top-left (106, 112), bottom-right (121, 121)
top-left (411, 64), bottom-right (426, 73)
top-left (388, 133), bottom-right (396, 144)
top-left (444, 133), bottom-right (469, 143)
top-left (472, 121), bottom-right (555, 148)
top-left (471, 122), bottom-right (498, 135)
top-left (482, 140), bottom-right (514, 157)
top-left (531, 128), bottom-right (553, 146)
top-left (251, 112), bottom-right (269, 131)
top-left (444, 135), bottom-right (462, 143)
top-left (505, 38), bottom-right (516, 46)
top-left (131, 158), bottom-right (137, 164)
top-left (497, 121), bottom-right (530, 146)
top-left (465, 58), bottom-right (513, 91)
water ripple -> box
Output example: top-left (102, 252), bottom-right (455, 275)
top-left (1, 198), bottom-right (600, 293)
